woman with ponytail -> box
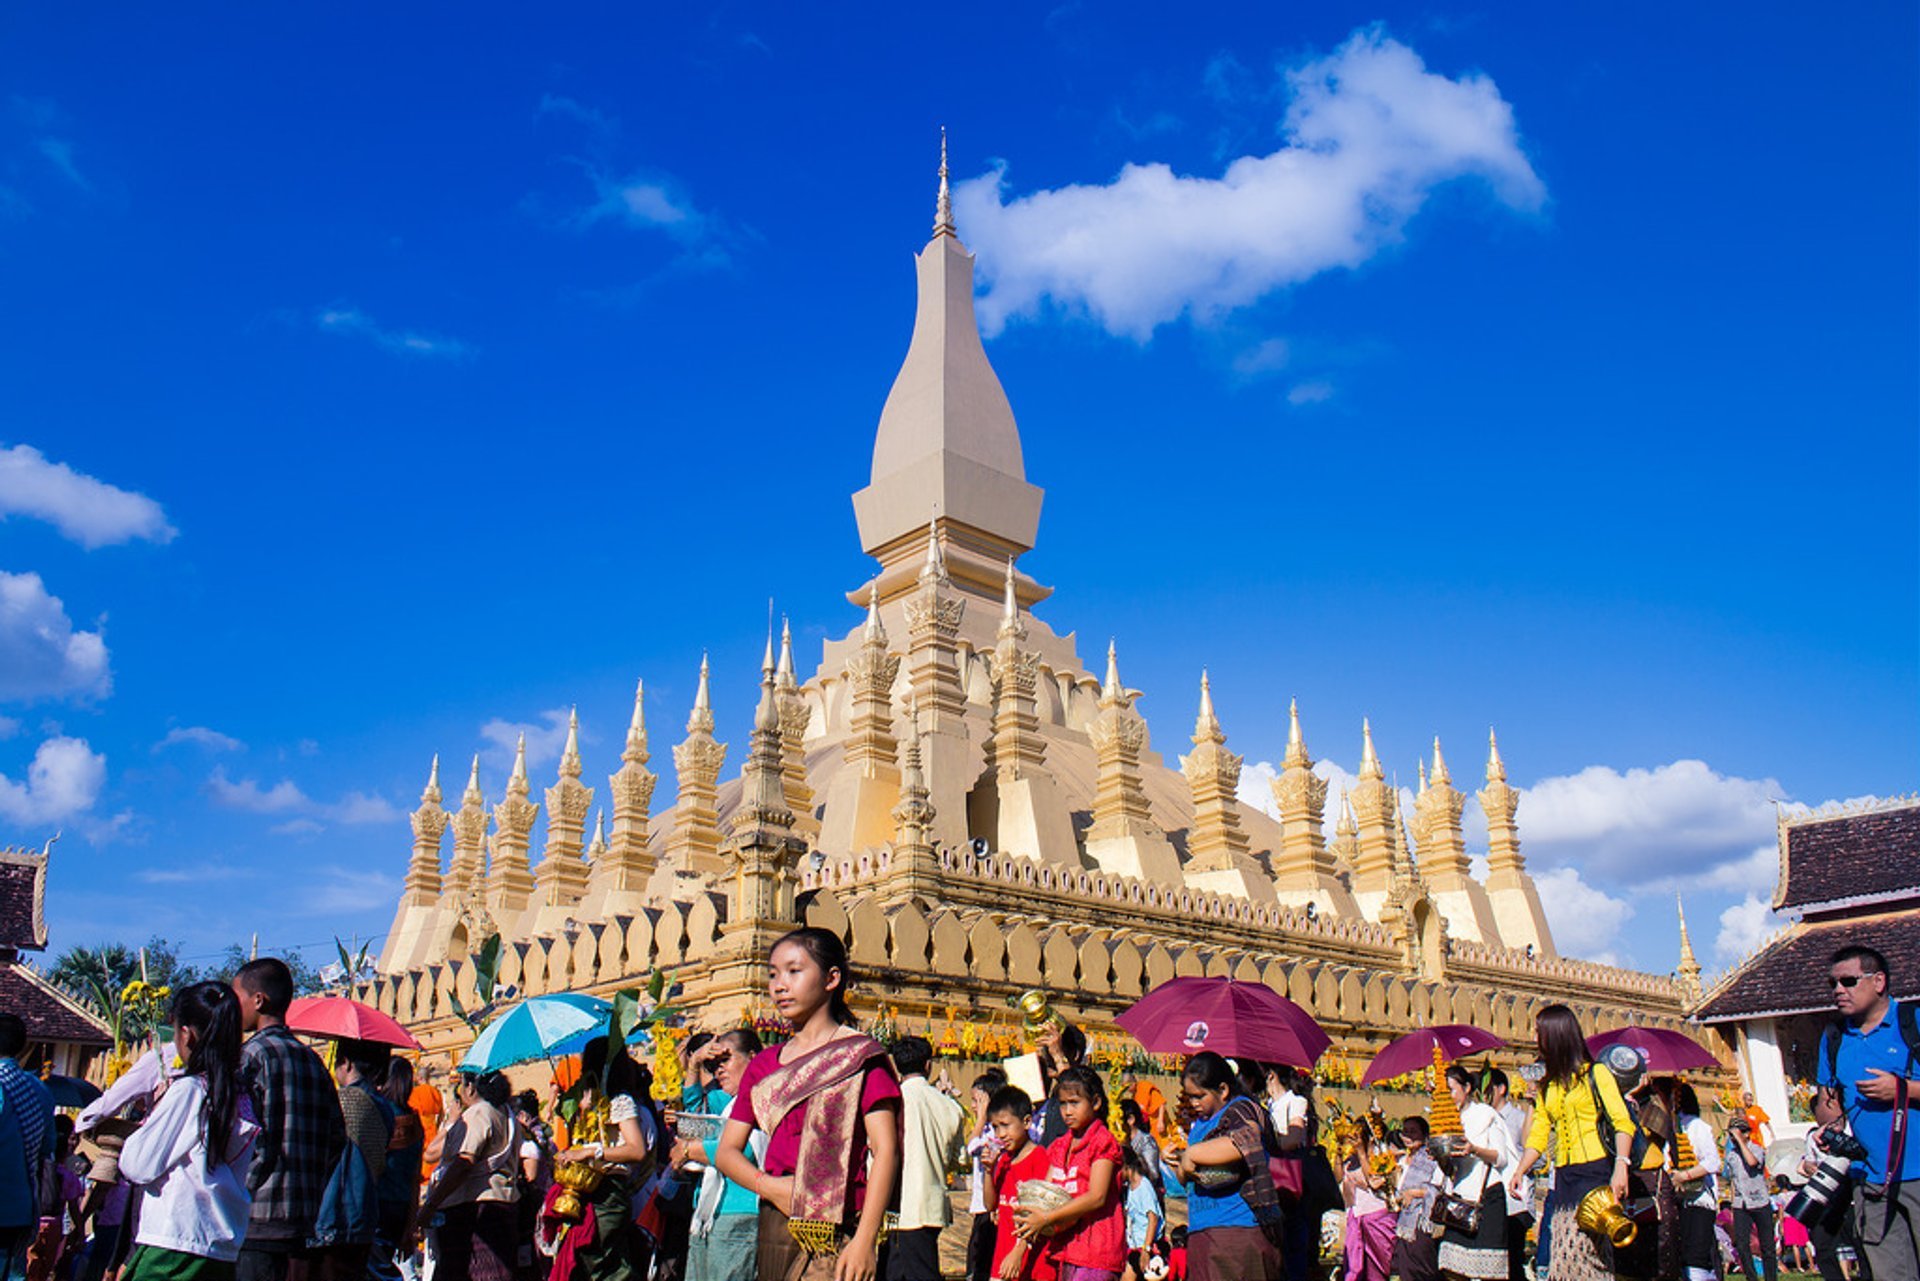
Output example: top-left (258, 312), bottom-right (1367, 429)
top-left (117, 981), bottom-right (259, 1281)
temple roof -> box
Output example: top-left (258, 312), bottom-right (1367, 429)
top-left (1696, 911), bottom-right (1920, 1023)
top-left (0, 846), bottom-right (50, 953)
top-left (0, 964), bottom-right (110, 1046)
top-left (1775, 798), bottom-right (1920, 913)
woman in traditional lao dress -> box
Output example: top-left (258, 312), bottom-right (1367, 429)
top-left (549, 1037), bottom-right (667, 1281)
top-left (716, 926), bottom-right (902, 1281)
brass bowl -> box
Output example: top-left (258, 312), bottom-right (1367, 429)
top-left (550, 1159), bottom-right (608, 1222)
top-left (1576, 1187), bottom-right (1638, 1247)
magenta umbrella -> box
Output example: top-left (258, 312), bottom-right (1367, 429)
top-left (1587, 1026), bottom-right (1718, 1073)
top-left (1116, 977), bottom-right (1330, 1068)
top-left (1361, 1024), bottom-right (1505, 1085)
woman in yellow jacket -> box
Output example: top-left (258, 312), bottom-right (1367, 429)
top-left (1508, 1005), bottom-right (1636, 1281)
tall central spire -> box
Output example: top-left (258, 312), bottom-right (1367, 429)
top-left (852, 132), bottom-right (1045, 608)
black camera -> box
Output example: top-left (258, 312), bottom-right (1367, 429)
top-left (1822, 1127), bottom-right (1870, 1163)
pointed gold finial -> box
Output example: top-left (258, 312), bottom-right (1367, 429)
top-left (1360, 718), bottom-right (1383, 780)
top-left (1677, 894), bottom-right (1698, 961)
top-left (1283, 697), bottom-right (1310, 769)
top-left (624, 680), bottom-right (648, 764)
top-left (934, 127), bottom-right (955, 238)
top-left (918, 509), bottom-right (948, 587)
top-left (560, 707), bottom-right (582, 778)
top-left (463, 754), bottom-right (483, 805)
top-left (761, 614), bottom-right (776, 676)
top-left (1417, 759), bottom-right (1429, 795)
top-left (422, 754), bottom-right (442, 803)
top-left (588, 809), bottom-right (607, 855)
top-left (863, 580), bottom-right (886, 642)
top-left (753, 653), bottom-right (781, 734)
top-left (1486, 727), bottom-right (1506, 783)
top-left (776, 617), bottom-right (797, 691)
top-left (1193, 669), bottom-right (1222, 742)
top-left (1002, 558), bottom-right (1018, 624)
top-left (1103, 639), bottom-right (1123, 701)
top-left (1336, 788), bottom-right (1357, 836)
top-left (509, 733), bottom-right (529, 792)
top-left (1432, 735), bottom-right (1451, 786)
top-left (688, 653), bottom-right (715, 733)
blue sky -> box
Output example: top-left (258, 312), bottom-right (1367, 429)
top-left (2, 3), bottom-right (1913, 981)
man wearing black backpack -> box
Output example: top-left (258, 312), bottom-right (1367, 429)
top-left (1818, 945), bottom-right (1920, 1281)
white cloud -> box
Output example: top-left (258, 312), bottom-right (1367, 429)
top-left (206, 768), bottom-right (397, 827)
top-left (299, 865), bottom-right (401, 915)
top-left (207, 768), bottom-right (308, 814)
top-left (481, 707), bottom-right (572, 772)
top-left (1534, 866), bottom-right (1635, 966)
top-left (154, 725), bottom-right (243, 754)
top-left (1715, 893), bottom-right (1787, 963)
top-left (1519, 759), bottom-right (1781, 884)
top-left (315, 308), bottom-right (473, 361)
top-left (1287, 380), bottom-right (1336, 406)
top-left (954, 27), bottom-right (1544, 339)
top-left (0, 571), bottom-right (110, 701)
top-left (0, 735), bottom-right (106, 824)
top-left (0, 444), bottom-right (176, 548)
top-left (269, 818), bottom-right (325, 837)
top-left (1231, 338), bottom-right (1291, 378)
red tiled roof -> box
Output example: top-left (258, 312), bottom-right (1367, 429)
top-left (0, 849), bottom-right (49, 952)
top-left (0, 964), bottom-right (111, 1046)
top-left (1777, 802), bottom-right (1920, 913)
top-left (1696, 913), bottom-right (1920, 1023)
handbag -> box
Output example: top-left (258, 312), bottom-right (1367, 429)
top-left (1433, 1191), bottom-right (1483, 1235)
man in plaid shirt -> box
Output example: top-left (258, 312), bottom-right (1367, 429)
top-left (233, 958), bottom-right (345, 1281)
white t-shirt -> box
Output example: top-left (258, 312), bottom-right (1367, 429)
top-left (1676, 1115), bottom-right (1721, 1210)
top-left (1269, 1090), bottom-right (1308, 1141)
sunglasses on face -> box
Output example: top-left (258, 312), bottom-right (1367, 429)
top-left (1831, 974), bottom-right (1876, 989)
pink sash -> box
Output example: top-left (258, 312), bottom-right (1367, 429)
top-left (749, 1034), bottom-right (889, 1234)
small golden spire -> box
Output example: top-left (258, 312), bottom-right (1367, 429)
top-left (1284, 697), bottom-right (1310, 769)
top-left (1417, 759), bottom-right (1429, 795)
top-left (509, 733), bottom-right (530, 794)
top-left (863, 580), bottom-right (886, 643)
top-left (776, 617), bottom-right (798, 692)
top-left (753, 654), bottom-right (781, 734)
top-left (1486, 727), bottom-right (1506, 783)
top-left (560, 707), bottom-right (582, 778)
top-left (588, 810), bottom-right (607, 856)
top-left (1102, 639), bottom-right (1124, 703)
top-left (1336, 788), bottom-right (1357, 836)
top-left (624, 680), bottom-right (648, 765)
top-left (918, 510), bottom-right (948, 587)
top-left (1193, 669), bottom-right (1222, 742)
top-left (1432, 735), bottom-right (1451, 786)
top-left (1360, 718), bottom-right (1383, 780)
top-left (933, 127), bottom-right (955, 238)
top-left (463, 754), bottom-right (483, 806)
top-left (689, 653), bottom-right (715, 734)
top-left (422, 754), bottom-right (442, 804)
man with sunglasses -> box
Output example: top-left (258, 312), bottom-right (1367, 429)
top-left (1820, 944), bottom-right (1920, 1281)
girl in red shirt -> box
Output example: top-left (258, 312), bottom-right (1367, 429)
top-left (1015, 1067), bottom-right (1128, 1281)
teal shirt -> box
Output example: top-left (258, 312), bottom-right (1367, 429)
top-left (697, 1089), bottom-right (760, 1218)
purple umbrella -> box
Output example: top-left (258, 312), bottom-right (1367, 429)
top-left (1587, 1026), bottom-right (1719, 1073)
top-left (1116, 977), bottom-right (1331, 1068)
top-left (1361, 1024), bottom-right (1506, 1085)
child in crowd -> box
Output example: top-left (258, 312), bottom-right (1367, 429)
top-left (117, 981), bottom-right (259, 1281)
top-left (715, 926), bottom-right (901, 1281)
top-left (988, 1086), bottom-right (1055, 1281)
top-left (1120, 1147), bottom-right (1163, 1281)
top-left (1015, 1066), bottom-right (1127, 1281)
top-left (1166, 1227), bottom-right (1189, 1281)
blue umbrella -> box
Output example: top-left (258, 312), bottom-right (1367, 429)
top-left (460, 993), bottom-right (613, 1072)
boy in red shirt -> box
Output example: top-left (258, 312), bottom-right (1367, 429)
top-left (989, 1086), bottom-right (1057, 1281)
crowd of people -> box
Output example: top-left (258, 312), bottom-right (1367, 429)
top-left (1, 940), bottom-right (1914, 1281)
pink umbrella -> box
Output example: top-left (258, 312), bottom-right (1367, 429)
top-left (1116, 977), bottom-right (1330, 1068)
top-left (287, 995), bottom-right (422, 1051)
top-left (1361, 1024), bottom-right (1505, 1085)
top-left (1587, 1026), bottom-right (1717, 1073)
